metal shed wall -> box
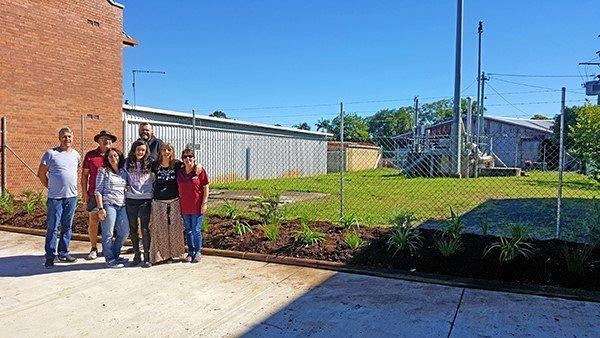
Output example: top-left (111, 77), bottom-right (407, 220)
top-left (123, 107), bottom-right (329, 183)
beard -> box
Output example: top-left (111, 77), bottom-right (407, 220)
top-left (140, 134), bottom-right (150, 141)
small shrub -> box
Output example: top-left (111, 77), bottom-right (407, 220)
top-left (339, 214), bottom-right (360, 230)
top-left (442, 207), bottom-right (463, 238)
top-left (344, 231), bottom-right (365, 249)
top-left (251, 192), bottom-right (283, 224)
top-left (0, 191), bottom-right (15, 213)
top-left (485, 236), bottom-right (534, 263)
top-left (261, 221), bottom-right (280, 242)
top-left (435, 235), bottom-right (462, 257)
top-left (292, 219), bottom-right (326, 246)
top-left (222, 199), bottom-right (241, 220)
top-left (387, 223), bottom-right (422, 256)
top-left (562, 246), bottom-right (594, 275)
top-left (22, 191), bottom-right (44, 214)
top-left (232, 220), bottom-right (252, 236)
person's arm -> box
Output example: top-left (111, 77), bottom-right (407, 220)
top-left (201, 184), bottom-right (209, 214)
top-left (37, 163), bottom-right (49, 188)
top-left (94, 170), bottom-right (107, 220)
top-left (81, 168), bottom-right (90, 203)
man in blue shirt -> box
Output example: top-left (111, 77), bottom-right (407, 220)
top-left (37, 127), bottom-right (81, 268)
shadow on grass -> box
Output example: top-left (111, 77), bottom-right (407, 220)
top-left (420, 198), bottom-right (595, 242)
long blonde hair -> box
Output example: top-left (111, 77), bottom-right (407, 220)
top-left (158, 143), bottom-right (177, 168)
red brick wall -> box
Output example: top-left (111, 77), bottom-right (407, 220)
top-left (0, 0), bottom-right (126, 194)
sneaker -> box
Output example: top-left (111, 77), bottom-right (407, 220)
top-left (106, 260), bottom-right (124, 269)
top-left (58, 254), bottom-right (78, 263)
top-left (192, 254), bottom-right (201, 263)
top-left (166, 258), bottom-right (174, 264)
top-left (142, 261), bottom-right (152, 268)
top-left (185, 255), bottom-right (193, 263)
top-left (132, 253), bottom-right (141, 266)
top-left (85, 249), bottom-right (98, 261)
top-left (44, 258), bottom-right (54, 269)
top-left (116, 257), bottom-right (129, 265)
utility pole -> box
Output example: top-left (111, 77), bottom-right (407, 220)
top-left (413, 96), bottom-right (419, 152)
top-left (132, 69), bottom-right (166, 107)
top-left (475, 21), bottom-right (483, 145)
top-left (466, 96), bottom-right (472, 143)
top-left (451, 0), bottom-right (464, 178)
top-left (480, 72), bottom-right (488, 141)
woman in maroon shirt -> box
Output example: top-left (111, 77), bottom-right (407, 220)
top-left (177, 148), bottom-right (209, 263)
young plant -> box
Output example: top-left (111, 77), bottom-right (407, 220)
top-left (389, 210), bottom-right (414, 228)
top-left (222, 199), bottom-right (241, 220)
top-left (479, 220), bottom-right (491, 236)
top-left (387, 223), bottom-right (422, 257)
top-left (201, 217), bottom-right (209, 232)
top-left (292, 219), bottom-right (326, 246)
top-left (562, 245), bottom-right (594, 275)
top-left (232, 220), bottom-right (252, 236)
top-left (506, 222), bottom-right (531, 241)
top-left (339, 214), bottom-right (360, 230)
top-left (435, 235), bottom-right (462, 257)
top-left (22, 190), bottom-right (44, 214)
top-left (0, 191), bottom-right (15, 214)
top-left (442, 207), bottom-right (463, 238)
top-left (485, 236), bottom-right (534, 263)
top-left (344, 231), bottom-right (365, 249)
top-left (261, 220), bottom-right (280, 242)
top-left (251, 191), bottom-right (283, 224)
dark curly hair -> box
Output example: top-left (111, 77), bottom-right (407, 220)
top-left (103, 148), bottom-right (125, 174)
top-left (126, 140), bottom-right (151, 174)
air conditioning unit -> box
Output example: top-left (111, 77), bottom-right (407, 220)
top-left (584, 80), bottom-right (600, 95)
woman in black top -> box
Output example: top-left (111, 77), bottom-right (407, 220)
top-left (148, 143), bottom-right (186, 264)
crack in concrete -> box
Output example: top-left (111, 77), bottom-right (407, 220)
top-left (447, 288), bottom-right (466, 338)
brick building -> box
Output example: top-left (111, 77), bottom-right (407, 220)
top-left (0, 0), bottom-right (136, 193)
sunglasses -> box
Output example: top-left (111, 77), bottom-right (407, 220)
top-left (182, 155), bottom-right (195, 159)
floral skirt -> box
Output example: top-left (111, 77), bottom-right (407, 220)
top-left (149, 199), bottom-right (186, 263)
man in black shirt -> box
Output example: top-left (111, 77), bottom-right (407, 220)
top-left (138, 122), bottom-right (164, 162)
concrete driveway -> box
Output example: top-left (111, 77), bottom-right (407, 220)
top-left (0, 231), bottom-right (598, 337)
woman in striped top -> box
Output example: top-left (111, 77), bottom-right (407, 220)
top-left (95, 148), bottom-right (129, 268)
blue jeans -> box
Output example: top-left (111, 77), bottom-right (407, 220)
top-left (182, 214), bottom-right (203, 257)
top-left (100, 204), bottom-right (130, 263)
top-left (45, 197), bottom-right (78, 260)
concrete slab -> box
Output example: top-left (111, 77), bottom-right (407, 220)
top-left (0, 231), bottom-right (598, 337)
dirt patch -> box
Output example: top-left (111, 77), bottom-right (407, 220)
top-left (2, 204), bottom-right (599, 291)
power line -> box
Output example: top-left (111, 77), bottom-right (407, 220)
top-left (489, 77), bottom-right (585, 94)
top-left (486, 82), bottom-right (529, 116)
top-left (488, 72), bottom-right (593, 78)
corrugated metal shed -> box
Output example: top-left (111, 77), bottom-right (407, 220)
top-left (123, 105), bottom-right (331, 183)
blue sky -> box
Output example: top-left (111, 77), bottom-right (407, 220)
top-left (120, 1), bottom-right (599, 128)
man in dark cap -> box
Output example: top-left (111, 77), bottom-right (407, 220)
top-left (138, 122), bottom-right (163, 162)
top-left (81, 130), bottom-right (117, 260)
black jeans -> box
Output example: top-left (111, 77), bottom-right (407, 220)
top-left (126, 198), bottom-right (152, 260)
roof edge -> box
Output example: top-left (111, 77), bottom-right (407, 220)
top-left (123, 105), bottom-right (333, 137)
top-left (107, 0), bottom-right (124, 9)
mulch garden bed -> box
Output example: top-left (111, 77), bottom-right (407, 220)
top-left (2, 204), bottom-right (599, 292)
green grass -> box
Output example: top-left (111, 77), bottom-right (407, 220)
top-left (212, 169), bottom-right (600, 235)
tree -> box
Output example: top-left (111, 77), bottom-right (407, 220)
top-left (210, 110), bottom-right (228, 119)
top-left (571, 104), bottom-right (600, 180)
top-left (551, 107), bottom-right (577, 148)
top-left (531, 114), bottom-right (549, 120)
top-left (330, 113), bottom-right (370, 142)
top-left (366, 107), bottom-right (413, 140)
top-left (419, 98), bottom-right (478, 125)
top-left (315, 118), bottom-right (333, 133)
top-left (293, 122), bottom-right (311, 131)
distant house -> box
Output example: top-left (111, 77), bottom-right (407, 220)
top-left (395, 116), bottom-right (555, 170)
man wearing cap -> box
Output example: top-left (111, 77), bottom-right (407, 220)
top-left (138, 122), bottom-right (163, 162)
top-left (81, 130), bottom-right (117, 260)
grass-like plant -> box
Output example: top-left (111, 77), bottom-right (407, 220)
top-left (339, 214), bottom-right (360, 230)
top-left (293, 219), bottom-right (326, 246)
top-left (506, 222), bottom-right (531, 241)
top-left (387, 223), bottom-right (422, 256)
top-left (479, 220), bottom-right (491, 236)
top-left (21, 190), bottom-right (44, 214)
top-left (0, 191), bottom-right (15, 213)
top-left (222, 199), bottom-right (241, 220)
top-left (232, 220), bottom-right (252, 236)
top-left (251, 191), bottom-right (283, 224)
top-left (344, 231), bottom-right (365, 249)
top-left (201, 217), bottom-right (209, 232)
top-left (442, 207), bottom-right (463, 238)
top-left (261, 220), bottom-right (280, 242)
top-left (562, 245), bottom-right (594, 275)
top-left (389, 210), bottom-right (414, 228)
top-left (485, 236), bottom-right (534, 263)
top-left (435, 235), bottom-right (462, 257)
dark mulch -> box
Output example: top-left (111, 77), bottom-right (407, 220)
top-left (3, 204), bottom-right (599, 291)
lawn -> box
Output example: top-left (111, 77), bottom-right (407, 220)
top-left (212, 169), bottom-right (600, 240)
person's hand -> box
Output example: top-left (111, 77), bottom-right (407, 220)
top-left (200, 203), bottom-right (207, 214)
top-left (98, 209), bottom-right (107, 221)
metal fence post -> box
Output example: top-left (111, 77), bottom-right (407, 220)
top-left (556, 87), bottom-right (566, 239)
top-left (1, 116), bottom-right (6, 195)
top-left (339, 102), bottom-right (344, 222)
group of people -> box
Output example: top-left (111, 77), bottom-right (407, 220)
top-left (38, 123), bottom-right (209, 269)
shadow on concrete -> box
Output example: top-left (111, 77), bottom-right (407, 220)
top-left (0, 254), bottom-right (108, 277)
top-left (420, 198), bottom-right (596, 242)
top-left (240, 272), bottom-right (461, 337)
